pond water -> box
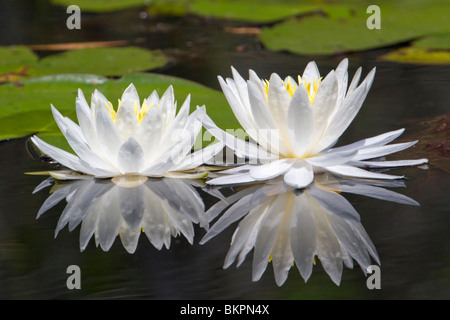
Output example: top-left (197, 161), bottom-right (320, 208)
top-left (0, 1), bottom-right (449, 300)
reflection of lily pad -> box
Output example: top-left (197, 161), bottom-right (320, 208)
top-left (259, 3), bottom-right (450, 55)
top-left (379, 47), bottom-right (450, 65)
top-left (51, 0), bottom-right (149, 12)
top-left (29, 47), bottom-right (168, 77)
top-left (0, 73), bottom-right (234, 152)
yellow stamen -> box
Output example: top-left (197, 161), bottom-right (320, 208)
top-left (104, 99), bottom-right (153, 125)
top-left (263, 75), bottom-right (321, 105)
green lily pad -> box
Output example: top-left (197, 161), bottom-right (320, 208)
top-left (259, 2), bottom-right (450, 55)
top-left (379, 47), bottom-right (450, 65)
top-left (0, 73), bottom-right (236, 152)
top-left (0, 46), bottom-right (168, 79)
top-left (0, 45), bottom-right (38, 75)
top-left (51, 0), bottom-right (150, 12)
top-left (29, 47), bottom-right (168, 77)
top-left (412, 34), bottom-right (450, 50)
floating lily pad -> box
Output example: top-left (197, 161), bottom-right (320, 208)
top-left (0, 46), bottom-right (39, 83)
top-left (147, 0), bottom-right (357, 23)
top-left (0, 46), bottom-right (168, 80)
top-left (379, 47), bottom-right (450, 65)
top-left (29, 47), bottom-right (168, 77)
top-left (0, 73), bottom-right (236, 152)
top-left (412, 34), bottom-right (450, 50)
top-left (51, 0), bottom-right (150, 12)
top-left (259, 2), bottom-right (450, 55)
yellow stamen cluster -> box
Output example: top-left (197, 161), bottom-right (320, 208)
top-left (105, 99), bottom-right (153, 125)
top-left (263, 76), bottom-right (322, 105)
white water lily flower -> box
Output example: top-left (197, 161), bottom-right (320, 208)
top-left (34, 175), bottom-right (211, 253)
top-left (31, 84), bottom-right (223, 179)
top-left (202, 59), bottom-right (428, 188)
top-left (201, 174), bottom-right (419, 286)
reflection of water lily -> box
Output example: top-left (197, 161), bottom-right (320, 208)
top-left (202, 59), bottom-right (428, 188)
top-left (31, 84), bottom-right (223, 179)
top-left (201, 174), bottom-right (419, 286)
top-left (34, 176), bottom-right (210, 253)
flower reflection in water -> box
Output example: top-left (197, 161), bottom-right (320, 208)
top-left (34, 175), bottom-right (212, 253)
top-left (200, 173), bottom-right (419, 286)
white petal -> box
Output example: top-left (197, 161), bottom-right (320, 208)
top-left (201, 113), bottom-right (277, 161)
top-left (115, 85), bottom-right (139, 139)
top-left (326, 164), bottom-right (404, 180)
top-left (267, 73), bottom-right (291, 142)
top-left (291, 193), bottom-right (316, 282)
top-left (314, 68), bottom-right (376, 153)
top-left (312, 200), bottom-right (343, 286)
top-left (283, 161), bottom-right (314, 189)
top-left (308, 183), bottom-right (361, 222)
top-left (287, 84), bottom-right (314, 157)
top-left (95, 102), bottom-right (123, 164)
top-left (305, 149), bottom-right (357, 167)
top-left (159, 85), bottom-right (176, 128)
top-left (117, 137), bottom-right (145, 174)
top-left (330, 128), bottom-right (406, 153)
top-left (302, 61), bottom-right (320, 84)
top-left (218, 76), bottom-right (256, 136)
top-left (252, 194), bottom-right (289, 281)
top-left (354, 141), bottom-right (418, 161)
top-left (231, 66), bottom-right (251, 110)
top-left (134, 104), bottom-right (163, 166)
top-left (340, 184), bottom-right (419, 206)
top-left (308, 71), bottom-right (338, 149)
top-left (173, 141), bottom-right (224, 171)
top-left (271, 205), bottom-right (295, 286)
top-left (30, 136), bottom-right (86, 173)
top-left (249, 159), bottom-right (294, 180)
top-left (207, 172), bottom-right (256, 186)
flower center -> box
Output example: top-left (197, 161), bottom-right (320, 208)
top-left (263, 76), bottom-right (321, 104)
top-left (104, 99), bottom-right (153, 125)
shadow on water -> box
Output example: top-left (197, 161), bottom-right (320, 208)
top-left (0, 2), bottom-right (449, 299)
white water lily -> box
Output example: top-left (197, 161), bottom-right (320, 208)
top-left (201, 174), bottom-right (419, 286)
top-left (34, 175), bottom-right (211, 253)
top-left (31, 84), bottom-right (223, 179)
top-left (202, 59), bottom-right (428, 188)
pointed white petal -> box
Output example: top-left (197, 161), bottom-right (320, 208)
top-left (326, 164), bottom-right (404, 180)
top-left (314, 68), bottom-right (376, 152)
top-left (287, 84), bottom-right (314, 157)
top-left (252, 194), bottom-right (289, 281)
top-left (305, 149), bottom-right (357, 167)
top-left (302, 61), bottom-right (320, 83)
top-left (350, 158), bottom-right (428, 168)
top-left (354, 141), bottom-right (418, 161)
top-left (291, 193), bottom-right (317, 282)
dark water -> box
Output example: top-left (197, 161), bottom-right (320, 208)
top-left (0, 1), bottom-right (449, 300)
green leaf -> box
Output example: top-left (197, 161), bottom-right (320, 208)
top-left (379, 47), bottom-right (450, 65)
top-left (28, 47), bottom-right (168, 77)
top-left (0, 46), bottom-right (38, 80)
top-left (0, 73), bottom-right (237, 152)
top-left (412, 34), bottom-right (450, 50)
top-left (51, 0), bottom-right (149, 12)
top-left (259, 2), bottom-right (450, 55)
